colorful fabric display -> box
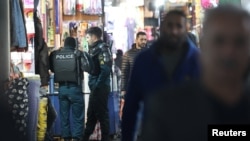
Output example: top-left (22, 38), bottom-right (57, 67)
top-left (83, 0), bottom-right (102, 15)
top-left (63, 0), bottom-right (76, 15)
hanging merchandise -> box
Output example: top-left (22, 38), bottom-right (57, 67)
top-left (125, 17), bottom-right (136, 50)
top-left (37, 97), bottom-right (48, 141)
top-left (33, 9), bottom-right (50, 86)
top-left (62, 22), bottom-right (70, 44)
top-left (201, 0), bottom-right (219, 9)
top-left (11, 0), bottom-right (28, 49)
top-left (76, 0), bottom-right (84, 12)
top-left (23, 0), bottom-right (34, 9)
top-left (63, 0), bottom-right (76, 15)
top-left (219, 0), bottom-right (241, 6)
top-left (25, 10), bottom-right (35, 34)
top-left (4, 64), bottom-right (29, 140)
top-left (26, 76), bottom-right (41, 141)
top-left (69, 22), bottom-right (78, 37)
top-left (83, 0), bottom-right (102, 15)
top-left (78, 22), bottom-right (88, 51)
top-left (55, 0), bottom-right (60, 34)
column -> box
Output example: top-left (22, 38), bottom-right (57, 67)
top-left (0, 0), bottom-right (10, 94)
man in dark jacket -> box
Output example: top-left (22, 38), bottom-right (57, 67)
top-left (120, 31), bottom-right (147, 122)
top-left (121, 10), bottom-right (200, 141)
top-left (142, 5), bottom-right (250, 141)
top-left (50, 37), bottom-right (85, 141)
top-left (121, 31), bottom-right (147, 95)
top-left (83, 27), bottom-right (112, 141)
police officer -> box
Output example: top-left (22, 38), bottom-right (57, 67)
top-left (83, 27), bottom-right (112, 141)
top-left (50, 37), bottom-right (89, 141)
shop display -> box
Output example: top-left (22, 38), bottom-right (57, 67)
top-left (11, 0), bottom-right (28, 49)
top-left (76, 0), bottom-right (84, 12)
top-left (4, 77), bottom-right (29, 140)
top-left (22, 51), bottom-right (34, 73)
top-left (11, 50), bottom-right (35, 74)
top-left (23, 0), bottom-right (34, 9)
top-left (201, 0), bottom-right (219, 9)
top-left (63, 0), bottom-right (76, 15)
top-left (78, 22), bottom-right (89, 51)
top-left (47, 26), bottom-right (55, 47)
top-left (219, 0), bottom-right (241, 6)
top-left (125, 17), bottom-right (136, 49)
top-left (83, 0), bottom-right (102, 15)
top-left (27, 77), bottom-right (40, 141)
top-left (69, 22), bottom-right (78, 37)
top-left (62, 22), bottom-right (70, 44)
top-left (37, 97), bottom-right (48, 141)
top-left (55, 0), bottom-right (60, 34)
top-left (61, 21), bottom-right (101, 51)
top-left (25, 10), bottom-right (35, 34)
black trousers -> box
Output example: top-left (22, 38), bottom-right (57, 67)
top-left (84, 85), bottom-right (110, 141)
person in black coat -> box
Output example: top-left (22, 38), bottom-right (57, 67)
top-left (121, 32), bottom-right (148, 95)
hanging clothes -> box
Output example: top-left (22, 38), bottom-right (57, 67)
top-left (10, 0), bottom-right (28, 49)
top-left (76, 0), bottom-right (84, 12)
top-left (4, 77), bottom-right (29, 140)
top-left (37, 97), bottom-right (48, 141)
top-left (63, 0), bottom-right (76, 15)
top-left (125, 17), bottom-right (136, 50)
top-left (83, 0), bottom-right (102, 15)
top-left (34, 9), bottom-right (50, 86)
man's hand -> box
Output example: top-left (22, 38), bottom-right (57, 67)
top-left (120, 98), bottom-right (125, 120)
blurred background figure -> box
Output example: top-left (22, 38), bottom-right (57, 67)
top-left (187, 32), bottom-right (198, 46)
top-left (142, 5), bottom-right (250, 141)
top-left (122, 10), bottom-right (200, 141)
top-left (115, 49), bottom-right (123, 70)
top-left (187, 22), bottom-right (198, 46)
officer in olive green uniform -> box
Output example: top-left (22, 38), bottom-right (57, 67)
top-left (83, 27), bottom-right (112, 141)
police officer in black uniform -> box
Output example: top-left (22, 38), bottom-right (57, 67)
top-left (83, 27), bottom-right (112, 141)
top-left (50, 37), bottom-right (91, 141)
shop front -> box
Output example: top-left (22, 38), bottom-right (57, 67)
top-left (104, 0), bottom-right (144, 53)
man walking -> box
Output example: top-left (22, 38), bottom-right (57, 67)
top-left (120, 31), bottom-right (147, 117)
top-left (122, 10), bottom-right (200, 141)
